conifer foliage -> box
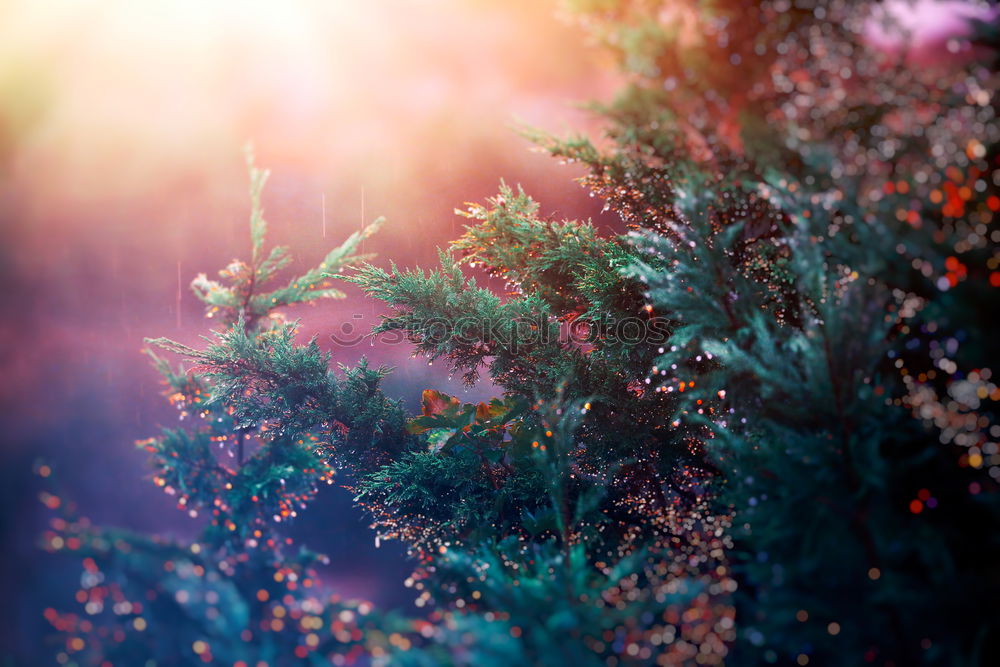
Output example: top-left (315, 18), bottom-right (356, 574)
top-left (43, 150), bottom-right (415, 666)
top-left (44, 2), bottom-right (1000, 666)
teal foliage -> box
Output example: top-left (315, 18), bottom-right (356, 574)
top-left (541, 3), bottom-right (1000, 664)
top-left (44, 154), bottom-right (415, 665)
top-left (44, 3), bottom-right (1000, 666)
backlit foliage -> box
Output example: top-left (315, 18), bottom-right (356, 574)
top-left (43, 3), bottom-right (1000, 666)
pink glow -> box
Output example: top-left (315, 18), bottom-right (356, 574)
top-left (863, 0), bottom-right (998, 66)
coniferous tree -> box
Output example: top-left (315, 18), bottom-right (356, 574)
top-left (44, 2), bottom-right (1000, 666)
top-left (537, 2), bottom-right (1000, 664)
top-left (43, 150), bottom-right (417, 666)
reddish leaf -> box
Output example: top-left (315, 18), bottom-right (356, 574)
top-left (421, 389), bottom-right (460, 417)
